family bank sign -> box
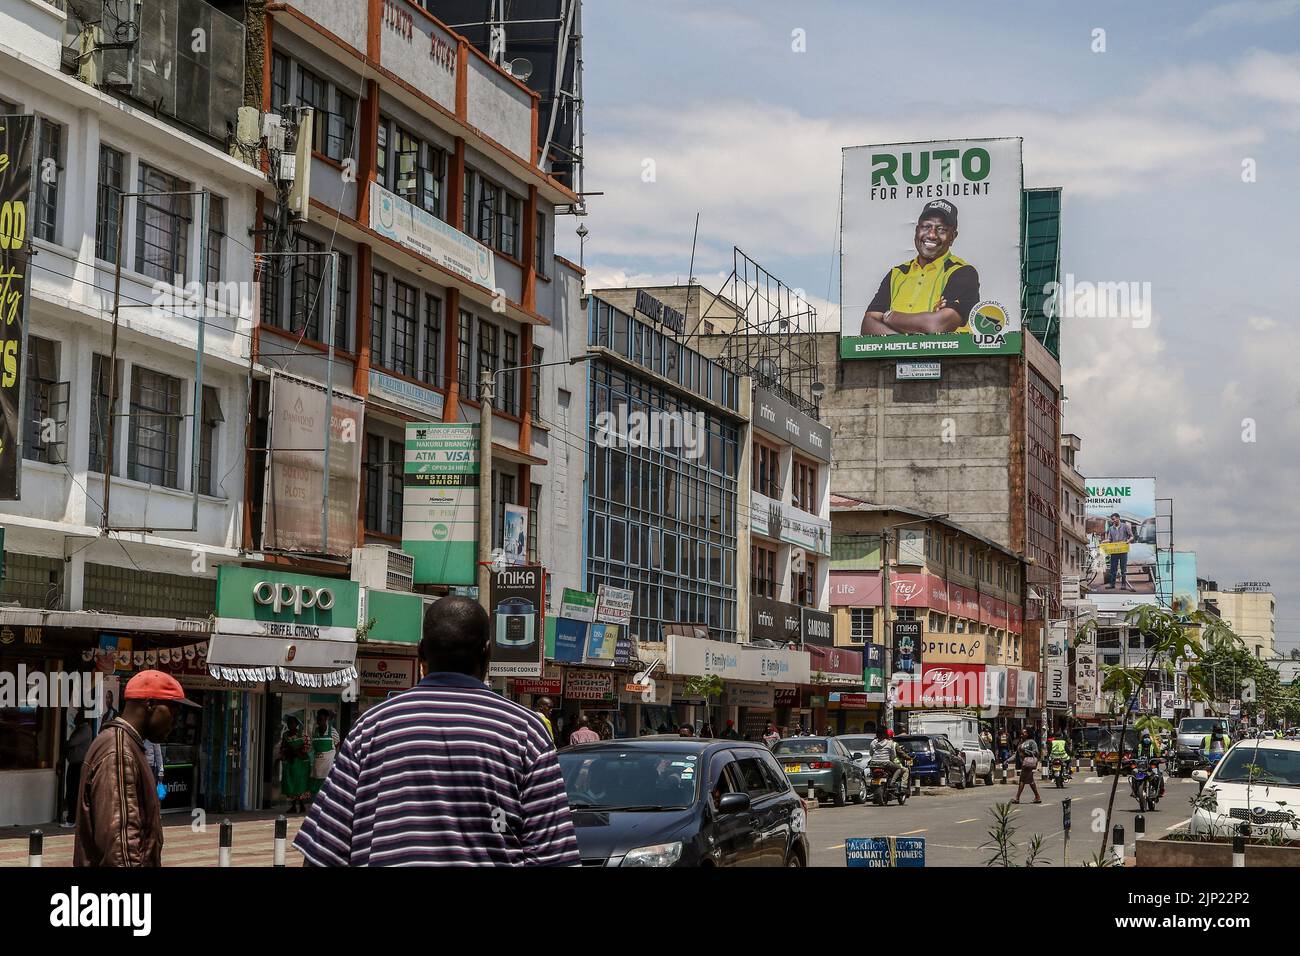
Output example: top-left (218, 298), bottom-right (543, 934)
top-left (667, 634), bottom-right (810, 684)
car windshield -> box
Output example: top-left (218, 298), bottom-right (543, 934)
top-left (558, 750), bottom-right (701, 810)
top-left (895, 737), bottom-right (932, 754)
top-left (1075, 727), bottom-right (1104, 746)
top-left (1179, 719), bottom-right (1227, 736)
top-left (773, 739), bottom-right (831, 755)
top-left (838, 736), bottom-right (875, 753)
top-left (1213, 747), bottom-right (1300, 787)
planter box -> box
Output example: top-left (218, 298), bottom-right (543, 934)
top-left (1137, 835), bottom-right (1300, 867)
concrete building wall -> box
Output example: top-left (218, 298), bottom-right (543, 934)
top-left (1203, 589), bottom-right (1277, 659)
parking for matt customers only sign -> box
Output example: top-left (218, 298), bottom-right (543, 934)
top-left (845, 837), bottom-right (925, 867)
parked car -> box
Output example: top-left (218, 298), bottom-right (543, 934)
top-left (895, 734), bottom-right (966, 788)
top-left (558, 737), bottom-right (810, 867)
top-left (771, 736), bottom-right (869, 806)
top-left (1188, 739), bottom-right (1300, 838)
top-left (1174, 717), bottom-right (1232, 775)
top-left (837, 734), bottom-right (877, 776)
top-left (907, 712), bottom-right (995, 785)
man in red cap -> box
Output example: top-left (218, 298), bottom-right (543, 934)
top-left (74, 669), bottom-right (198, 867)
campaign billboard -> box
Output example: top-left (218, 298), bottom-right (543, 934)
top-left (840, 137), bottom-right (1024, 360)
top-left (1084, 477), bottom-right (1157, 612)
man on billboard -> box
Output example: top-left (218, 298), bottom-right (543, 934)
top-left (1103, 512), bottom-right (1134, 591)
top-left (859, 200), bottom-right (981, 336)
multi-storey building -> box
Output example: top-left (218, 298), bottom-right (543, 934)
top-left (0, 0), bottom-right (261, 825)
top-left (1200, 581), bottom-right (1277, 660)
top-left (1059, 433), bottom-right (1088, 589)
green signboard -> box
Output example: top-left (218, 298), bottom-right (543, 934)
top-left (214, 565), bottom-right (359, 642)
top-left (364, 588), bottom-right (425, 645)
top-left (401, 423), bottom-right (480, 586)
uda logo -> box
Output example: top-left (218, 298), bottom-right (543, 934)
top-left (969, 300), bottom-right (1009, 348)
top-left (476, 246), bottom-right (492, 282)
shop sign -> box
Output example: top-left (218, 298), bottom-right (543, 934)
top-left (667, 634), bottom-right (810, 684)
top-left (923, 633), bottom-right (983, 665)
top-left (402, 422), bottom-right (480, 586)
top-left (620, 677), bottom-right (671, 705)
top-left (845, 837), bottom-right (925, 868)
top-left (512, 677), bottom-right (563, 696)
top-left (894, 663), bottom-right (985, 708)
top-left (1016, 670), bottom-right (1039, 709)
top-left (831, 693), bottom-right (874, 710)
top-left (809, 695), bottom-right (826, 708)
top-left (358, 656), bottom-right (416, 693)
top-left (801, 607), bottom-right (835, 648)
top-left (1045, 656), bottom-right (1069, 708)
top-left (752, 386), bottom-right (832, 463)
top-left (369, 368), bottom-right (445, 420)
top-left (596, 585), bottom-right (633, 626)
top-left (0, 117), bottom-right (35, 501)
top-left (566, 669), bottom-right (615, 701)
top-left (216, 566), bottom-right (360, 642)
top-left (751, 595), bottom-right (802, 644)
top-left (891, 620), bottom-right (922, 677)
top-left (728, 684), bottom-right (775, 709)
top-left (560, 588), bottom-right (598, 623)
top-left (363, 589), bottom-right (424, 645)
top-left (773, 687), bottom-right (800, 706)
top-left (552, 617), bottom-right (587, 664)
top-left (751, 491), bottom-right (831, 556)
top-left (488, 566), bottom-right (544, 678)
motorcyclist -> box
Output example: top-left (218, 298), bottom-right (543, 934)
top-left (1202, 726), bottom-right (1231, 762)
top-left (1048, 734), bottom-right (1071, 779)
top-left (869, 729), bottom-right (909, 795)
top-left (1137, 729), bottom-right (1165, 797)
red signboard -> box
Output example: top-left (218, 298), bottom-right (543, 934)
top-left (833, 693), bottom-right (874, 710)
top-left (893, 662), bottom-right (985, 708)
top-left (1005, 667), bottom-right (1019, 708)
top-left (806, 644), bottom-right (864, 678)
top-left (511, 678), bottom-right (563, 696)
top-left (832, 571), bottom-right (1024, 637)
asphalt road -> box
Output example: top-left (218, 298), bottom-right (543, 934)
top-left (804, 771), bottom-right (1204, 867)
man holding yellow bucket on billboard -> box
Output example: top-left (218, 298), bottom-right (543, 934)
top-left (1102, 513), bottom-right (1134, 591)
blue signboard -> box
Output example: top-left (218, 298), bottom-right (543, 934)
top-left (553, 617), bottom-right (588, 664)
top-left (845, 837), bottom-right (926, 868)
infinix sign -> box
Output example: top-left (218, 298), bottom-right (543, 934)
top-left (753, 387), bottom-right (832, 463)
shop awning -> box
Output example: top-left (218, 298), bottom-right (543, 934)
top-left (205, 633), bottom-right (358, 688)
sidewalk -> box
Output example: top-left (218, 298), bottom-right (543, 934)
top-left (0, 810), bottom-right (306, 867)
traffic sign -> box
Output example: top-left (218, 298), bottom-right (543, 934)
top-left (845, 837), bottom-right (925, 868)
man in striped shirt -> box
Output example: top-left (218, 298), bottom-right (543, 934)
top-left (293, 597), bottom-right (580, 866)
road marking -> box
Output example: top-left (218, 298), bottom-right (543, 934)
top-left (900, 828), bottom-right (927, 835)
top-left (826, 843), bottom-right (845, 850)
top-left (1167, 819), bottom-right (1190, 831)
top-left (955, 818), bottom-right (978, 824)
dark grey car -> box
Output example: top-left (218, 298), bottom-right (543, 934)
top-left (771, 736), bottom-right (869, 806)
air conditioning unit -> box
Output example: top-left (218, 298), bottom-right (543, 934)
top-left (351, 546), bottom-right (416, 593)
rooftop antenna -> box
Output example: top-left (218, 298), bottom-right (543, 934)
top-left (686, 212), bottom-right (700, 333)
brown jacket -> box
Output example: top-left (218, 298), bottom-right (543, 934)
top-left (73, 718), bottom-right (164, 867)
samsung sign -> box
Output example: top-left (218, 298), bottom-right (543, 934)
top-left (801, 607), bottom-right (835, 648)
top-left (753, 387), bottom-right (832, 463)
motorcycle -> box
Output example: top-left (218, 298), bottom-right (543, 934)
top-left (1049, 756), bottom-right (1069, 788)
top-left (867, 758), bottom-right (910, 806)
top-left (1128, 756), bottom-right (1163, 812)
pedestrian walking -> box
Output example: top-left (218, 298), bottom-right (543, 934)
top-left (721, 719), bottom-right (740, 740)
top-left (308, 709), bottom-right (340, 801)
top-left (293, 596), bottom-right (580, 866)
top-left (280, 716), bottom-right (311, 813)
top-left (1011, 728), bottom-right (1042, 805)
top-left (534, 696), bottom-right (556, 743)
top-left (594, 712), bottom-right (615, 740)
top-left (61, 713), bottom-right (93, 828)
top-left (568, 715), bottom-right (601, 746)
top-left (73, 670), bottom-right (198, 867)
top-left (762, 721), bottom-right (780, 748)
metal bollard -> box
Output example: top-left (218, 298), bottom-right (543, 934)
top-left (806, 783), bottom-right (815, 803)
top-left (28, 830), bottom-right (42, 868)
top-left (219, 819), bottom-right (233, 868)
top-left (997, 763), bottom-right (1007, 784)
top-left (1112, 825), bottom-right (1125, 865)
top-left (1134, 814), bottom-right (1145, 850)
top-left (1232, 835), bottom-right (1246, 868)
top-left (274, 815), bottom-right (287, 867)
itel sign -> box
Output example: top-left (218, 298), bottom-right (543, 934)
top-left (894, 662), bottom-right (985, 708)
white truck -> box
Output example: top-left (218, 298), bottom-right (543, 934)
top-left (907, 712), bottom-right (995, 786)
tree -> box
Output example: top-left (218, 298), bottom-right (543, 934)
top-left (1290, 647), bottom-right (1300, 661)
top-left (1078, 604), bottom-right (1243, 856)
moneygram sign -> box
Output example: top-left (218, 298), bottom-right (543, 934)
top-left (840, 138), bottom-right (1023, 360)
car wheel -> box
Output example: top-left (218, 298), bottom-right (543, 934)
top-left (854, 780), bottom-right (869, 805)
top-left (786, 850), bottom-right (804, 867)
top-left (956, 766), bottom-right (966, 789)
top-left (834, 778), bottom-right (848, 807)
top-left (965, 766), bottom-right (976, 788)
top-left (983, 768), bottom-right (994, 786)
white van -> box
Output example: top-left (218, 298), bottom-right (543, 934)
top-left (907, 712), bottom-right (995, 786)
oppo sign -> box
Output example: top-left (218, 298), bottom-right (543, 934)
top-left (253, 581), bottom-right (336, 615)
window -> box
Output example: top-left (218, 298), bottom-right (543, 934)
top-left (328, 89), bottom-right (356, 164)
top-left (477, 321), bottom-right (499, 402)
top-left (205, 195), bottom-right (225, 283)
top-left (793, 458), bottom-right (818, 512)
top-left (732, 757), bottom-right (773, 798)
top-left (199, 386), bottom-right (223, 495)
top-left (386, 439), bottom-right (404, 536)
top-left (370, 271), bottom-right (387, 364)
top-left (333, 253), bottom-right (352, 350)
top-left (501, 331), bottom-right (519, 416)
top-left (466, 169), bottom-right (522, 254)
top-left (391, 280), bottom-right (418, 376)
top-left (271, 52), bottom-right (290, 109)
top-left (89, 354), bottom-right (115, 474)
top-left (297, 67), bottom-right (329, 152)
top-left (476, 175), bottom-right (497, 244)
top-left (535, 211), bottom-right (547, 277)
top-left (364, 435), bottom-right (384, 532)
top-left (792, 557), bottom-right (817, 607)
top-left (751, 545), bottom-right (776, 599)
top-left (128, 367), bottom-right (182, 487)
top-left (754, 441), bottom-right (780, 498)
top-left (850, 608), bottom-right (874, 642)
top-left (422, 295), bottom-right (443, 387)
top-left (135, 165), bottom-right (191, 282)
top-left (34, 118), bottom-right (62, 243)
top-left (529, 345), bottom-right (544, 419)
top-left (290, 234), bottom-right (325, 340)
top-left (493, 472), bottom-right (516, 552)
top-left (22, 337), bottom-right (63, 463)
top-left (500, 194), bottom-right (522, 258)
top-left (379, 118), bottom-right (443, 217)
top-left (95, 145), bottom-right (125, 262)
top-left (528, 482), bottom-right (541, 563)
top-left (457, 311), bottom-right (474, 399)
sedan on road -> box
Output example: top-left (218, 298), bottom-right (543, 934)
top-left (772, 736), bottom-right (869, 806)
top-left (558, 737), bottom-right (810, 867)
top-left (896, 734), bottom-right (966, 788)
top-left (1189, 739), bottom-right (1300, 838)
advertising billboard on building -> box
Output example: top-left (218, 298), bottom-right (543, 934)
top-left (262, 373), bottom-right (365, 557)
top-left (1084, 477), bottom-right (1158, 612)
top-left (1156, 550), bottom-right (1199, 614)
top-left (840, 137), bottom-right (1024, 360)
top-left (402, 423), bottom-right (480, 585)
top-left (487, 566), bottom-right (544, 678)
top-left (0, 115), bottom-right (35, 501)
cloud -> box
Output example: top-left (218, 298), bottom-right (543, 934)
top-left (1186, 0), bottom-right (1300, 37)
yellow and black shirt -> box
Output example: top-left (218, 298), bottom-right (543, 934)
top-left (867, 253), bottom-right (981, 332)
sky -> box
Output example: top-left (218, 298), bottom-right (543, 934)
top-left (555, 0), bottom-right (1300, 654)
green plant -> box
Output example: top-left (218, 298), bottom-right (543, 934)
top-left (980, 801), bottom-right (1049, 867)
top-left (355, 617), bottom-right (377, 642)
top-left (684, 674), bottom-right (724, 700)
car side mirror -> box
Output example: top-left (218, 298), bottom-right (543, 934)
top-left (1191, 770), bottom-right (1209, 783)
top-left (852, 752), bottom-right (863, 760)
top-left (718, 792), bottom-right (751, 814)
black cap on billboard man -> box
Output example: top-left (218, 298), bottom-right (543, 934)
top-left (859, 200), bottom-right (981, 336)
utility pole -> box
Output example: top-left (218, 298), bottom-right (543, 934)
top-left (477, 369), bottom-right (494, 615)
top-left (881, 527), bottom-right (892, 731)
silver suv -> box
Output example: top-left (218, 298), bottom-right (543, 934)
top-left (1174, 717), bottom-right (1230, 774)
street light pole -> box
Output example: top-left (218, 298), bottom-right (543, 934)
top-left (881, 513), bottom-right (948, 731)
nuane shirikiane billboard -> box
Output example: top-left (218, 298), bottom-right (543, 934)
top-left (840, 138), bottom-right (1024, 359)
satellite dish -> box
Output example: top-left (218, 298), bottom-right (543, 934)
top-left (755, 357), bottom-right (778, 382)
top-left (509, 58), bottom-right (534, 82)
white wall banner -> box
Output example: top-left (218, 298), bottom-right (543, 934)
top-left (750, 490), bottom-right (832, 556)
top-left (667, 634), bottom-right (811, 685)
top-left (370, 182), bottom-right (496, 289)
top-left (1045, 656), bottom-right (1069, 708)
top-left (1075, 634), bottom-right (1098, 718)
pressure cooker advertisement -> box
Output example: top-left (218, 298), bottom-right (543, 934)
top-left (487, 566), bottom-right (545, 678)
